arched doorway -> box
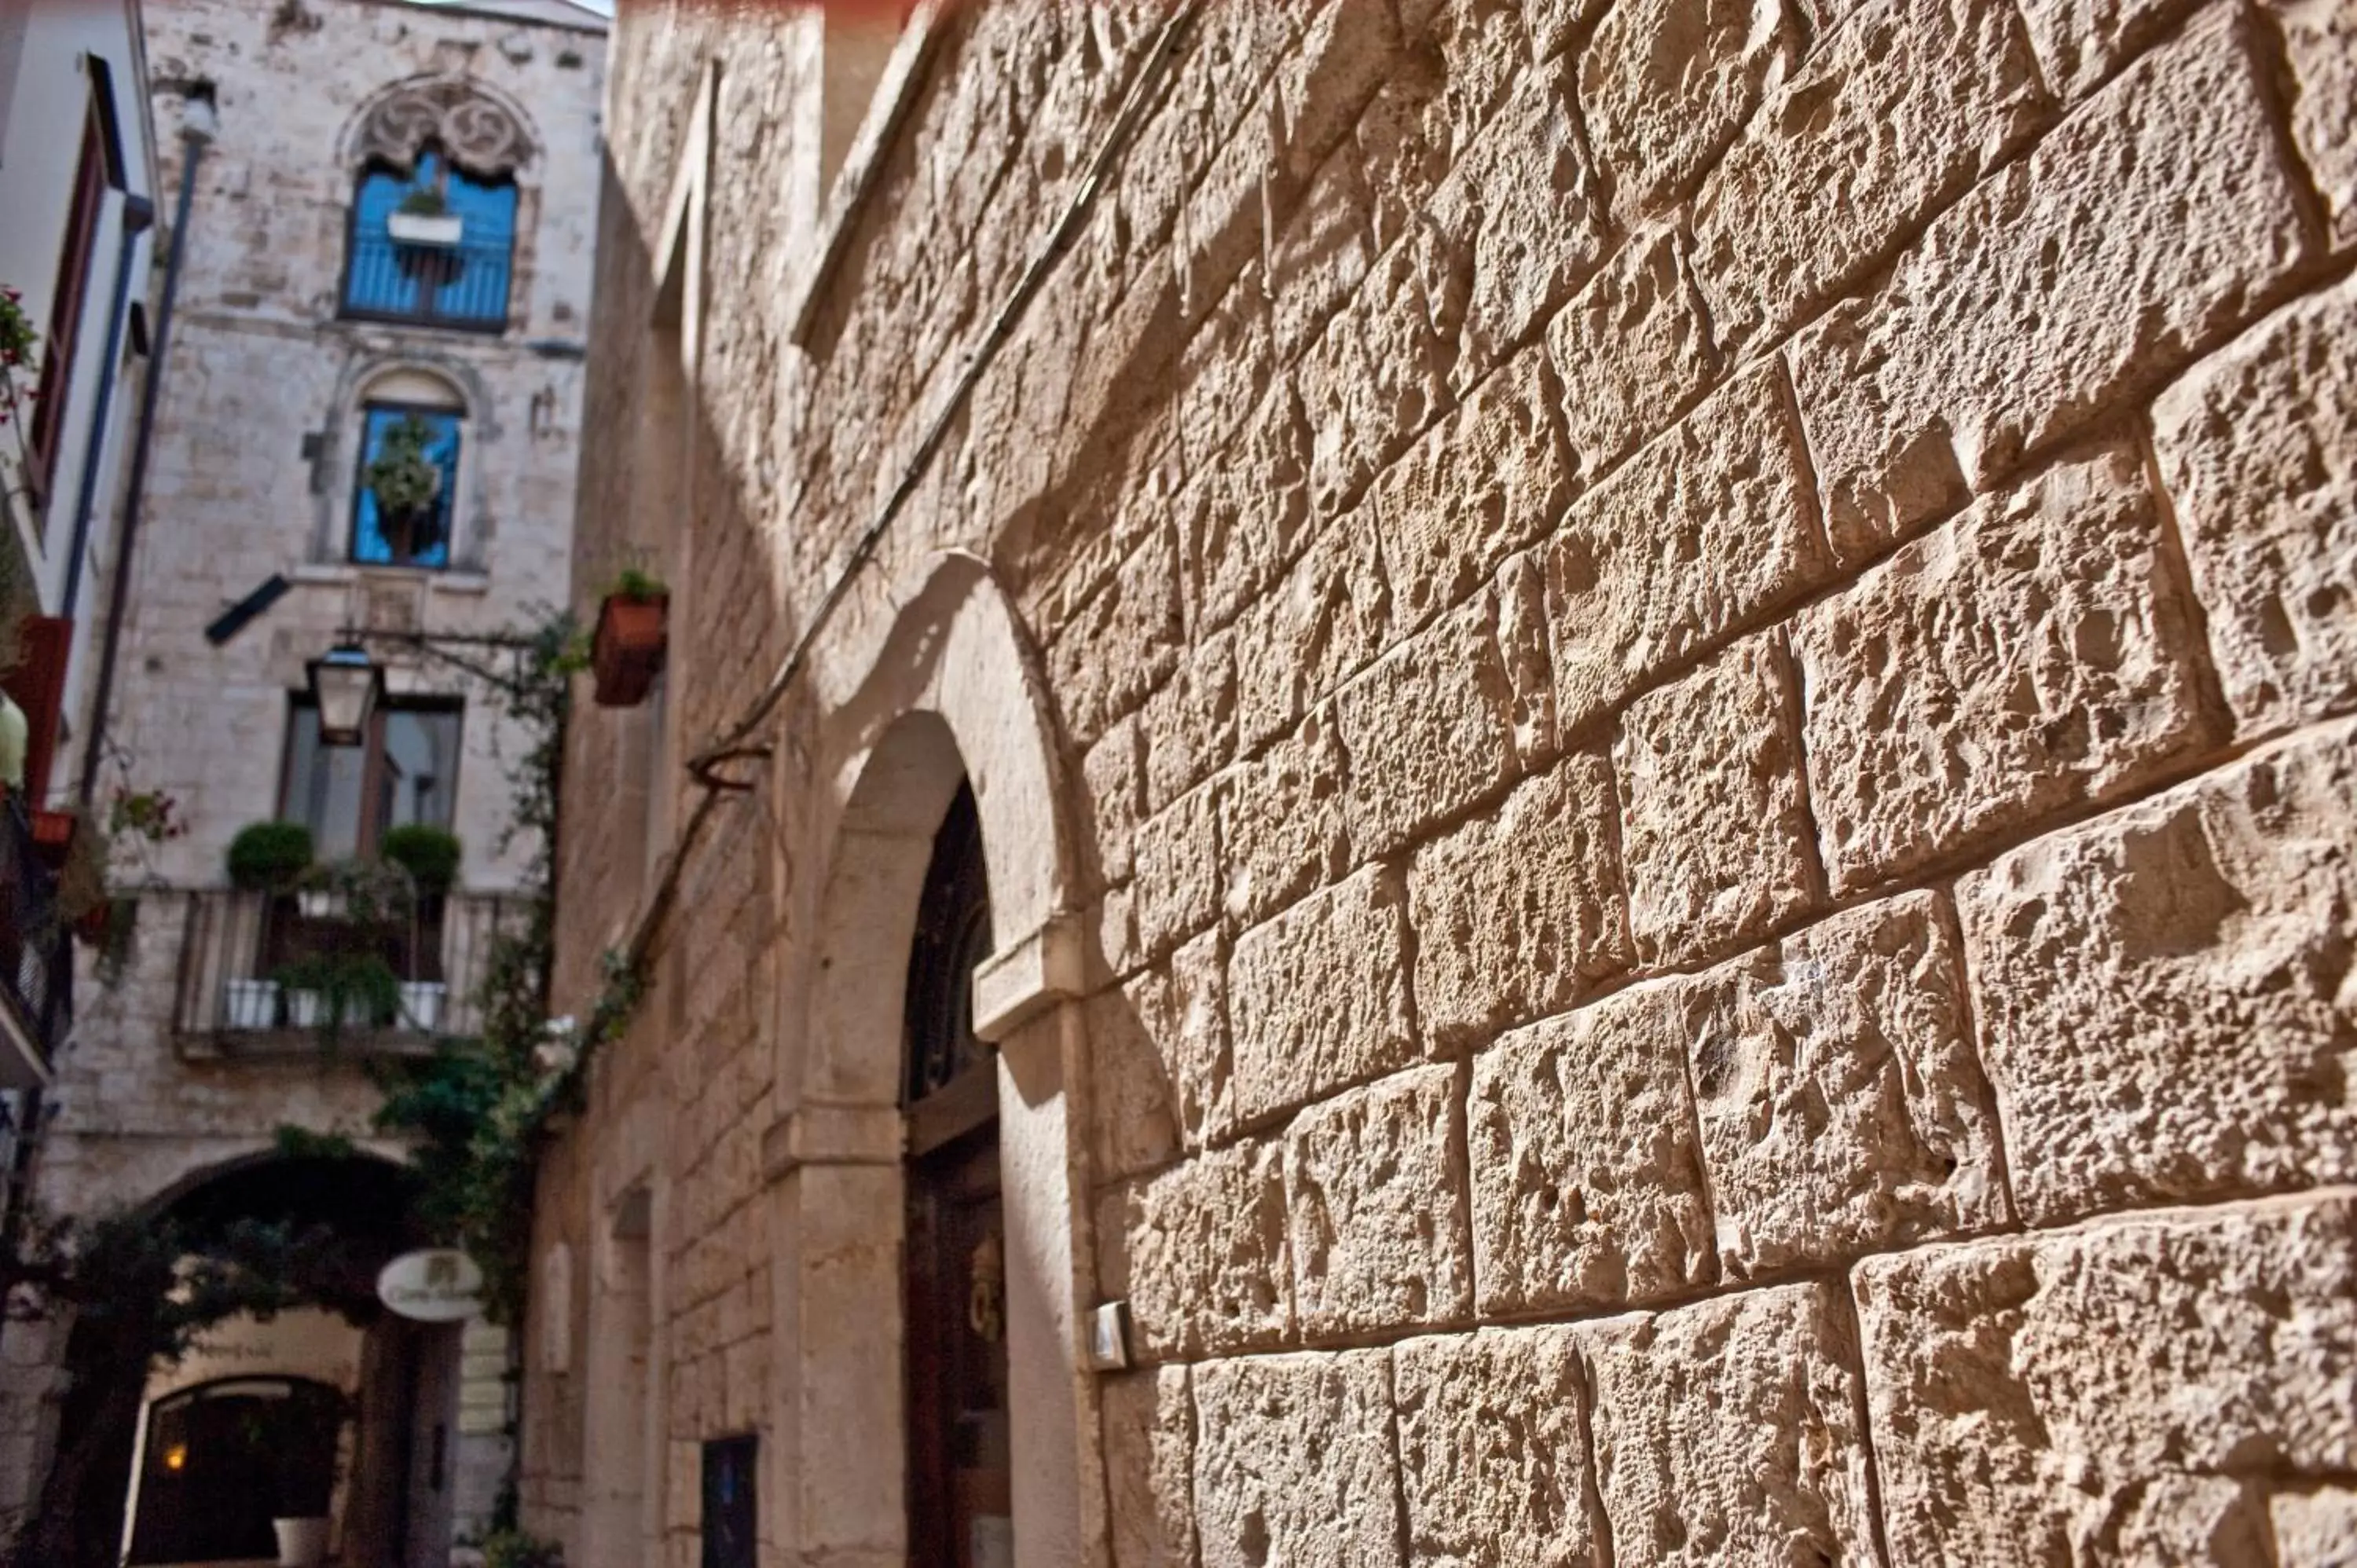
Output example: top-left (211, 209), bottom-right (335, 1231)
top-left (776, 559), bottom-right (1091, 1566)
top-left (900, 782), bottom-right (1011, 1567)
top-left (126, 1376), bottom-right (345, 1564)
top-left (11, 1149), bottom-right (462, 1568)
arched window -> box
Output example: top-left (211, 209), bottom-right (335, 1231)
top-left (349, 368), bottom-right (462, 569)
top-left (342, 149), bottom-right (517, 328)
top-left (339, 79), bottom-right (532, 331)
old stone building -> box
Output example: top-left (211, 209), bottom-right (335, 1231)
top-left (0, 0), bottom-right (604, 1559)
top-left (531, 0), bottom-right (2357, 1565)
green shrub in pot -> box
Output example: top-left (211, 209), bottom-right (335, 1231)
top-left (226, 821), bottom-right (314, 892)
top-left (379, 822), bottom-right (462, 896)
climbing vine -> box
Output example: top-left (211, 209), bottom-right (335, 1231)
top-left (370, 613), bottom-right (646, 1324)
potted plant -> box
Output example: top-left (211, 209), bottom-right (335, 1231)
top-left (380, 823), bottom-right (460, 1031)
top-left (227, 820), bottom-right (313, 893)
top-left (26, 807), bottom-right (75, 872)
top-left (276, 953), bottom-right (400, 1034)
top-left (592, 566), bottom-right (669, 707)
top-left (379, 822), bottom-right (461, 898)
top-left (386, 184), bottom-right (464, 248)
top-left (363, 414), bottom-right (447, 561)
top-left (267, 1387), bottom-right (350, 1567)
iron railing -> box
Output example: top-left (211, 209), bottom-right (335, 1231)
top-left (171, 888), bottom-right (524, 1051)
top-left (339, 230), bottom-right (512, 331)
top-left (0, 800), bottom-right (71, 1072)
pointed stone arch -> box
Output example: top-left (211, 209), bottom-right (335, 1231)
top-left (340, 73), bottom-right (540, 181)
top-left (764, 551), bottom-right (1093, 1566)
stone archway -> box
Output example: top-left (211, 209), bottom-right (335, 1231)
top-left (766, 554), bottom-right (1091, 1566)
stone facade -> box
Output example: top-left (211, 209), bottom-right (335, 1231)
top-left (530, 2), bottom-right (2356, 1566)
top-left (0, 0), bottom-right (604, 1552)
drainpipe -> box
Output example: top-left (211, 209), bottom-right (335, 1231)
top-left (57, 193), bottom-right (156, 622)
top-left (75, 91), bottom-right (214, 810)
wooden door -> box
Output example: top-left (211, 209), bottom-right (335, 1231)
top-left (904, 1113), bottom-right (1011, 1568)
top-left (901, 782), bottom-right (1010, 1566)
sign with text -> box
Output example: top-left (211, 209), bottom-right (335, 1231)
top-left (376, 1249), bottom-right (486, 1323)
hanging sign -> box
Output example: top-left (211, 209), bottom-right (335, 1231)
top-left (376, 1248), bottom-right (486, 1322)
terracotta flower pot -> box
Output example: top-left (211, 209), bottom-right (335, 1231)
top-left (592, 592), bottom-right (669, 707)
top-left (27, 810), bottom-right (75, 872)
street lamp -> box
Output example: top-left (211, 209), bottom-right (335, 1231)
top-left (306, 643), bottom-right (380, 746)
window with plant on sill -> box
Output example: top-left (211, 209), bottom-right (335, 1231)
top-left (281, 696), bottom-right (461, 861)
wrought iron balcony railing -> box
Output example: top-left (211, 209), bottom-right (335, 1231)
top-left (170, 888), bottom-right (525, 1055)
top-left (0, 800), bottom-right (71, 1084)
top-left (339, 230), bottom-right (513, 332)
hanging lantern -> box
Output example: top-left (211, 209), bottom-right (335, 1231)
top-left (306, 643), bottom-right (380, 746)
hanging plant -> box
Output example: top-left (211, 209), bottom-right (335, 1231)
top-left (366, 415), bottom-right (447, 560)
top-left (366, 416), bottom-right (444, 518)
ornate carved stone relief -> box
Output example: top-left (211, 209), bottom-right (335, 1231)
top-left (353, 79), bottom-right (533, 178)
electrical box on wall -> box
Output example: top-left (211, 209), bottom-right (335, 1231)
top-left (1087, 1300), bottom-right (1131, 1373)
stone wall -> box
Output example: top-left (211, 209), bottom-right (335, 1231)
top-left (534, 0), bottom-right (2357, 1563)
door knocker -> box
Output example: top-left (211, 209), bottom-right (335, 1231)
top-left (968, 1231), bottom-right (1004, 1343)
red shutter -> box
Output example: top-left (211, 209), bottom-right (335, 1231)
top-left (27, 106), bottom-right (107, 506)
top-left (4, 617), bottom-right (74, 803)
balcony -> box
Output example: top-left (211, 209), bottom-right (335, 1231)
top-left (0, 800), bottom-right (71, 1086)
top-left (339, 230), bottom-right (512, 332)
top-left (170, 889), bottom-right (524, 1057)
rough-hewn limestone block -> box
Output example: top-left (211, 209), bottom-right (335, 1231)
top-left (1691, 0), bottom-right (2051, 351)
top-left (1229, 865), bottom-right (1418, 1126)
top-left (2152, 274), bottom-right (2357, 735)
top-left (1193, 1352), bottom-right (1403, 1568)
top-left (1468, 991), bottom-right (1714, 1316)
top-left (1084, 716), bottom-right (1143, 888)
top-left (2014, 0), bottom-right (2200, 101)
top-left (1544, 226), bottom-right (1721, 489)
top-left (1269, 142), bottom-right (1376, 364)
top-left (1285, 1064), bottom-right (1472, 1339)
top-left (1407, 750), bottom-right (1632, 1054)
top-left (1338, 587), bottom-right (1523, 857)
top-left (1580, 1283), bottom-right (1881, 1566)
top-left (2273, 1487), bottom-right (2357, 1567)
top-left (1791, 15), bottom-right (2315, 561)
top-left (1235, 506), bottom-right (1391, 751)
top-left (2273, 0), bottom-right (2357, 248)
top-left (1796, 440), bottom-right (2216, 896)
top-left (1957, 723), bottom-right (2357, 1225)
top-left (1432, 72), bottom-right (1607, 383)
top-left (1299, 248), bottom-right (1452, 523)
top-left (1090, 929), bottom-right (1231, 1178)
top-left (1219, 705), bottom-right (1351, 929)
top-left (1051, 521), bottom-right (1186, 746)
top-left (1548, 362), bottom-right (1831, 737)
top-left (1141, 631), bottom-right (1238, 816)
top-left (1581, 0), bottom-right (1798, 225)
top-left (1393, 1327), bottom-right (1605, 1568)
top-left (1855, 1192), bottom-right (2357, 1565)
top-left (1615, 637), bottom-right (1820, 967)
top-left (1373, 346), bottom-right (1571, 638)
top-left (1272, 0), bottom-right (1400, 187)
top-left (1131, 779), bottom-right (1223, 962)
top-left (1686, 892), bottom-right (2007, 1277)
top-left (1186, 383), bottom-right (1314, 638)
top-left (1102, 1366), bottom-right (1197, 1568)
top-left (1127, 1139), bottom-right (1291, 1359)
top-left (1089, 980), bottom-right (1182, 1185)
